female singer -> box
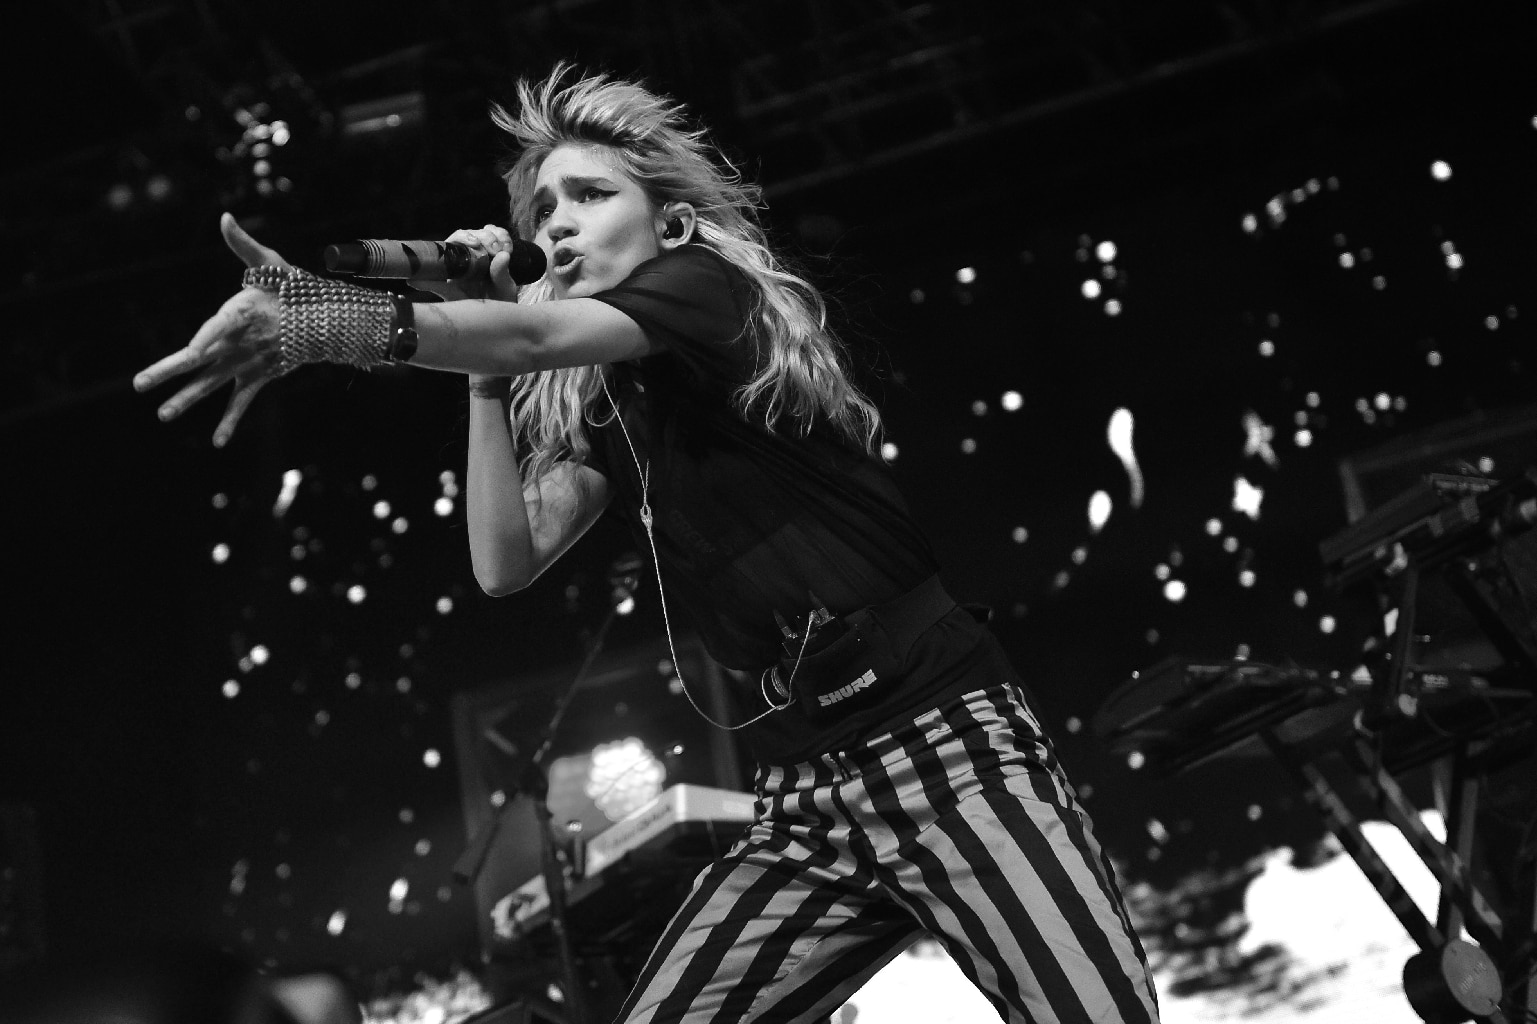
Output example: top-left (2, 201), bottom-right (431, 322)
top-left (135, 64), bottom-right (1159, 1024)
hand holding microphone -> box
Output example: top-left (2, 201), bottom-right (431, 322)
top-left (325, 224), bottom-right (546, 302)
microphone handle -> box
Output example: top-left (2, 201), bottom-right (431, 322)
top-left (323, 239), bottom-right (546, 284)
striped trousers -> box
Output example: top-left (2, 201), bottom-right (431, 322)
top-left (616, 683), bottom-right (1160, 1023)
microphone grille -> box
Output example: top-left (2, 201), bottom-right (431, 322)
top-left (507, 240), bottom-right (548, 285)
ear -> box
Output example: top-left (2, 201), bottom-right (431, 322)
top-left (658, 202), bottom-right (697, 249)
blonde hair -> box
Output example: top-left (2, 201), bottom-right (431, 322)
top-left (489, 64), bottom-right (882, 487)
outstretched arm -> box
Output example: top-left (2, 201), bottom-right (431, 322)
top-left (133, 214), bottom-right (658, 446)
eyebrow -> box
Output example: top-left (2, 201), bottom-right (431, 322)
top-left (530, 174), bottom-right (618, 208)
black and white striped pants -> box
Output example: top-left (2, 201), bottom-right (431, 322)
top-left (616, 683), bottom-right (1160, 1023)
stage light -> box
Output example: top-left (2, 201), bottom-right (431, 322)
top-left (971, 399), bottom-right (988, 416)
top-left (586, 737), bottom-right (666, 820)
top-left (1430, 160), bottom-right (1452, 181)
top-left (1096, 241), bottom-right (1118, 262)
top-left (1081, 279), bottom-right (1102, 299)
top-left (881, 442), bottom-right (899, 462)
top-left (1104, 299), bottom-right (1122, 316)
top-left (273, 469), bottom-right (302, 516)
top-left (1243, 411), bottom-right (1278, 466)
top-left (326, 910), bottom-right (346, 935)
top-left (373, 501), bottom-right (391, 519)
top-left (1011, 526), bottom-right (1029, 544)
top-left (1163, 580), bottom-right (1187, 603)
top-left (392, 517), bottom-right (409, 534)
top-left (347, 585), bottom-right (366, 604)
top-left (145, 174), bottom-right (173, 202)
top-left (212, 543), bottom-right (231, 564)
top-left (1107, 408), bottom-right (1144, 507)
top-left (250, 644), bottom-right (269, 665)
top-left (105, 182), bottom-right (134, 211)
top-left (1258, 340), bottom-right (1275, 357)
top-left (434, 497), bottom-right (454, 516)
top-left (955, 266), bottom-right (977, 284)
top-left (1088, 491), bottom-right (1112, 534)
top-left (436, 596), bottom-right (453, 615)
top-left (1000, 390), bottom-right (1023, 411)
top-left (1232, 476), bottom-right (1264, 520)
top-left (223, 680), bottom-right (240, 698)
top-left (960, 438), bottom-right (977, 454)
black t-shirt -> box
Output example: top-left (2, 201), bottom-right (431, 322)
top-left (587, 244), bottom-right (1000, 762)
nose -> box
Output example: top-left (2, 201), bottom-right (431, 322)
top-left (543, 201), bottom-right (577, 241)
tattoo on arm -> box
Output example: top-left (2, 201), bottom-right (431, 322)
top-left (419, 303), bottom-right (460, 346)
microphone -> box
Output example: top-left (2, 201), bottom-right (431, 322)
top-left (323, 238), bottom-right (547, 284)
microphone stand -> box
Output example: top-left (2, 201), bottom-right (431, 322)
top-left (453, 560), bottom-right (642, 1024)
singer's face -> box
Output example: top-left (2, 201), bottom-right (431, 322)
top-left (530, 144), bottom-right (662, 299)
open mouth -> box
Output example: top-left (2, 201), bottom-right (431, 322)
top-left (552, 248), bottom-right (582, 273)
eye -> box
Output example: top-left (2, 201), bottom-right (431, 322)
top-left (581, 187), bottom-right (611, 202)
top-left (532, 205), bottom-right (552, 224)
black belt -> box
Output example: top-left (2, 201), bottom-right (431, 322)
top-left (771, 575), bottom-right (961, 720)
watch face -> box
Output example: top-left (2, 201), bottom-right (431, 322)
top-left (391, 326), bottom-right (419, 362)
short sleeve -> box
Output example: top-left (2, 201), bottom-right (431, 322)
top-left (590, 245), bottom-right (758, 389)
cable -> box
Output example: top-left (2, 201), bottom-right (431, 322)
top-left (600, 375), bottom-right (803, 731)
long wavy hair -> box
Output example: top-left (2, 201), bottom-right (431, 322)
top-left (489, 64), bottom-right (882, 487)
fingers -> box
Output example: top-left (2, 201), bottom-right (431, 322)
top-left (135, 288), bottom-right (272, 394)
top-left (487, 251), bottom-right (521, 302)
top-left (214, 378), bottom-right (268, 448)
top-left (447, 224), bottom-right (514, 252)
top-left (135, 345), bottom-right (209, 394)
top-left (158, 368), bottom-right (236, 423)
top-left (221, 212), bottom-right (292, 270)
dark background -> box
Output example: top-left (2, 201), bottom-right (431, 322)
top-left (2, 0), bottom-right (1533, 1000)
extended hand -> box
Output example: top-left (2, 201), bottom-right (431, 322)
top-left (133, 213), bottom-right (290, 447)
